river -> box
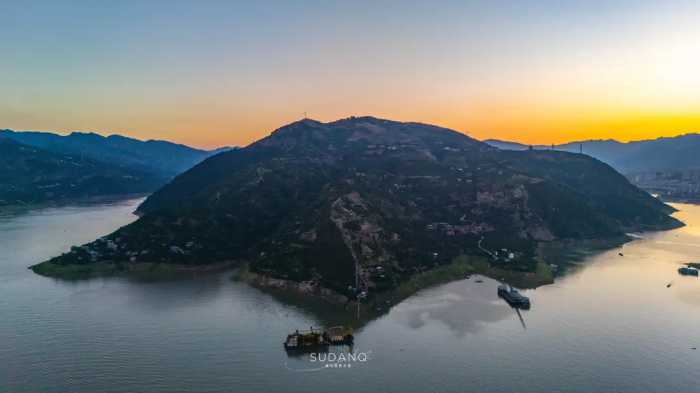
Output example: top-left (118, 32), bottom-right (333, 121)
top-left (1, 198), bottom-right (699, 392)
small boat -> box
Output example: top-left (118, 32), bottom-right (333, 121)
top-left (498, 284), bottom-right (531, 309)
top-left (678, 267), bottom-right (699, 276)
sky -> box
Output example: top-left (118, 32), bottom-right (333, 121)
top-left (1, 0), bottom-right (699, 149)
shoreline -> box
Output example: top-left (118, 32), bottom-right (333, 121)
top-left (228, 229), bottom-right (676, 318)
top-left (28, 228), bottom-right (673, 321)
top-left (659, 196), bottom-right (700, 205)
top-left (232, 265), bottom-right (351, 304)
top-left (0, 193), bottom-right (149, 217)
top-left (30, 260), bottom-right (238, 281)
top-left (233, 254), bottom-right (555, 310)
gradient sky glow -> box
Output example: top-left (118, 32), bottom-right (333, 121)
top-left (1, 1), bottom-right (699, 149)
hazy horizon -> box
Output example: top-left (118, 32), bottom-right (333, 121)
top-left (2, 116), bottom-right (699, 151)
top-left (2, 0), bottom-right (699, 149)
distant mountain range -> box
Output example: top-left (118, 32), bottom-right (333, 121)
top-left (0, 138), bottom-right (162, 206)
top-left (0, 129), bottom-right (231, 178)
top-left (0, 129), bottom-right (233, 206)
top-left (485, 134), bottom-right (700, 174)
top-left (34, 117), bottom-right (680, 300)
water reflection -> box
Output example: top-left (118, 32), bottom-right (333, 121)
top-left (388, 277), bottom-right (514, 336)
top-left (514, 307), bottom-right (527, 330)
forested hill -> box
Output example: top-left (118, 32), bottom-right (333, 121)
top-left (36, 117), bottom-right (680, 296)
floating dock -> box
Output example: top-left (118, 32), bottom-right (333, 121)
top-left (284, 326), bottom-right (354, 351)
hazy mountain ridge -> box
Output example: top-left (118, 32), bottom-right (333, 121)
top-left (34, 117), bottom-right (680, 297)
top-left (0, 138), bottom-right (162, 206)
top-left (486, 134), bottom-right (700, 202)
top-left (485, 134), bottom-right (700, 173)
top-left (0, 129), bottom-right (230, 178)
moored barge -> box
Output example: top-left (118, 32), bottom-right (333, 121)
top-left (678, 267), bottom-right (699, 276)
top-left (498, 284), bottom-right (531, 309)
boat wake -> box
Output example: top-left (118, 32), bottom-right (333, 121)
top-left (283, 361), bottom-right (327, 373)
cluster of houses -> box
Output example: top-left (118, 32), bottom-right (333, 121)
top-left (425, 221), bottom-right (491, 236)
top-left (629, 170), bottom-right (700, 202)
top-left (493, 248), bottom-right (517, 262)
top-left (363, 143), bottom-right (466, 156)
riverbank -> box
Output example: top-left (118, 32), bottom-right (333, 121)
top-left (30, 260), bottom-right (238, 281)
top-left (228, 232), bottom-right (656, 321)
top-left (30, 234), bottom-right (630, 305)
top-left (0, 193), bottom-right (149, 217)
top-left (232, 253), bottom-right (554, 319)
top-left (232, 265), bottom-right (350, 304)
top-left (359, 255), bottom-right (554, 311)
top-left (28, 230), bottom-right (660, 319)
top-left (536, 235), bottom-right (632, 271)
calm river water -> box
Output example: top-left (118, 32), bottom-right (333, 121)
top-left (1, 198), bottom-right (699, 392)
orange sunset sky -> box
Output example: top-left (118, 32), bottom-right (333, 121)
top-left (2, 1), bottom-right (699, 149)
